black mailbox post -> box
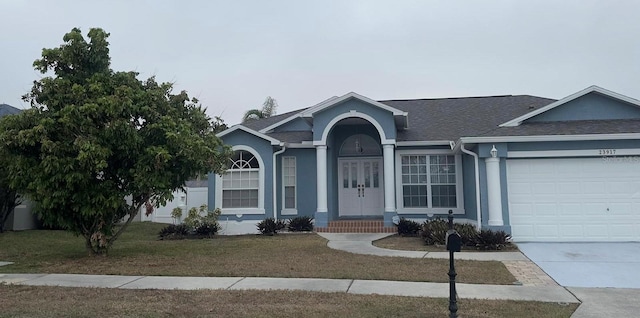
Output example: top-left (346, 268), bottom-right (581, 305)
top-left (446, 210), bottom-right (461, 318)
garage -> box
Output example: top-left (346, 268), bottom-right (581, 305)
top-left (507, 157), bottom-right (640, 242)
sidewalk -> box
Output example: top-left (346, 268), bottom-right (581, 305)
top-left (0, 273), bottom-right (579, 304)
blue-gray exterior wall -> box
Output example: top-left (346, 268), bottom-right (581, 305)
top-left (461, 153), bottom-right (477, 222)
top-left (276, 148), bottom-right (317, 219)
top-left (208, 130), bottom-right (275, 218)
top-left (312, 99), bottom-right (397, 141)
top-left (528, 92), bottom-right (640, 122)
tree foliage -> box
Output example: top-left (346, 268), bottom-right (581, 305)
top-left (0, 163), bottom-right (21, 233)
top-left (0, 27), bottom-right (231, 254)
top-left (242, 96), bottom-right (278, 122)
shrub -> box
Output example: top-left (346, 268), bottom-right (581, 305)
top-left (158, 224), bottom-right (189, 240)
top-left (287, 216), bottom-right (314, 232)
top-left (421, 218), bottom-right (479, 246)
top-left (257, 218), bottom-right (286, 235)
top-left (475, 229), bottom-right (512, 250)
top-left (195, 222), bottom-right (219, 237)
top-left (170, 207), bottom-right (182, 224)
top-left (421, 218), bottom-right (449, 245)
top-left (455, 223), bottom-right (479, 247)
top-left (396, 218), bottom-right (421, 236)
top-left (159, 205), bottom-right (220, 239)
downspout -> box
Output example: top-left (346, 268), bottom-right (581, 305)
top-left (460, 143), bottom-right (482, 230)
top-left (273, 143), bottom-right (287, 222)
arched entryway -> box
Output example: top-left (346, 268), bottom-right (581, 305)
top-left (337, 134), bottom-right (384, 217)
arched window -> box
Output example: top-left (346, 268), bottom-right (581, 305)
top-left (339, 134), bottom-right (382, 157)
top-left (222, 150), bottom-right (260, 208)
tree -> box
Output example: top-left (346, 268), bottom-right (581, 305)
top-left (242, 96), bottom-right (278, 122)
top-left (0, 164), bottom-right (21, 233)
top-left (0, 27), bottom-right (232, 255)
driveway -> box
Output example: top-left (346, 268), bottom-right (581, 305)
top-left (517, 242), bottom-right (640, 288)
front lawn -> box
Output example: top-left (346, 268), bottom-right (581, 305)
top-left (0, 222), bottom-right (515, 284)
top-left (0, 285), bottom-right (578, 318)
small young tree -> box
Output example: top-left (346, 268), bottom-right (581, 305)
top-left (0, 27), bottom-right (232, 255)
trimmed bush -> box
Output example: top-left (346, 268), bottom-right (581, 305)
top-left (287, 216), bottom-right (314, 232)
top-left (421, 218), bottom-right (449, 245)
top-left (158, 224), bottom-right (189, 240)
top-left (396, 218), bottom-right (421, 236)
top-left (195, 222), bottom-right (219, 237)
top-left (257, 218), bottom-right (286, 235)
top-left (475, 229), bottom-right (512, 250)
top-left (421, 218), bottom-right (513, 250)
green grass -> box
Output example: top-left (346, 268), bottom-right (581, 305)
top-left (0, 222), bottom-right (516, 284)
top-left (0, 285), bottom-right (578, 318)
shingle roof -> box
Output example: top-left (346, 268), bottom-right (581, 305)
top-left (230, 94), bottom-right (640, 143)
top-left (0, 104), bottom-right (22, 117)
top-left (478, 119), bottom-right (640, 137)
top-left (381, 95), bottom-right (556, 141)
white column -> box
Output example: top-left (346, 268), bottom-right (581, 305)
top-left (316, 145), bottom-right (328, 213)
top-left (485, 157), bottom-right (504, 226)
top-left (383, 144), bottom-right (396, 213)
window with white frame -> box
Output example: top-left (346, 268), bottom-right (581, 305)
top-left (282, 156), bottom-right (296, 211)
top-left (400, 154), bottom-right (459, 209)
top-left (222, 151), bottom-right (259, 208)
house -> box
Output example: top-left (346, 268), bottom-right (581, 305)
top-left (0, 104), bottom-right (38, 231)
top-left (209, 86), bottom-right (640, 242)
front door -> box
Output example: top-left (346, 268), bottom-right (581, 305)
top-left (338, 158), bottom-right (384, 216)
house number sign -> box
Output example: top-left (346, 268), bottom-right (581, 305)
top-left (599, 149), bottom-right (616, 155)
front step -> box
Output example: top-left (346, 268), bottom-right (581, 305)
top-left (315, 220), bottom-right (396, 233)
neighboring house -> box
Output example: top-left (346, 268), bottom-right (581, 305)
top-left (209, 86), bottom-right (640, 242)
top-left (0, 104), bottom-right (38, 231)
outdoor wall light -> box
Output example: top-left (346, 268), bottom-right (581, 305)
top-left (490, 145), bottom-right (498, 158)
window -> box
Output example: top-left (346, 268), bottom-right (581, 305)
top-left (399, 154), bottom-right (459, 210)
top-left (282, 157), bottom-right (296, 212)
top-left (222, 151), bottom-right (259, 208)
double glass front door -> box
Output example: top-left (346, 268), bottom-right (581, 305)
top-left (338, 158), bottom-right (384, 216)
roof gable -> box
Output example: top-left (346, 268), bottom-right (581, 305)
top-left (500, 86), bottom-right (640, 127)
top-left (217, 125), bottom-right (281, 145)
top-left (259, 92), bottom-right (408, 133)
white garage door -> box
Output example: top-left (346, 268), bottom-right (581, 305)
top-left (507, 158), bottom-right (640, 242)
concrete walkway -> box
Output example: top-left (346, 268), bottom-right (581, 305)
top-left (318, 233), bottom-right (528, 261)
top-left (0, 273), bottom-right (579, 303)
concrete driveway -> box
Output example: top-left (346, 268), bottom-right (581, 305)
top-left (517, 242), bottom-right (640, 288)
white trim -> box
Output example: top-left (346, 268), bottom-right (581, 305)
top-left (507, 148), bottom-right (640, 158)
top-left (281, 156), bottom-right (297, 216)
top-left (460, 143), bottom-right (481, 230)
top-left (286, 142), bottom-right (315, 149)
top-left (396, 140), bottom-right (453, 147)
top-left (314, 111), bottom-right (396, 146)
top-left (500, 86), bottom-right (640, 127)
top-left (485, 157), bottom-right (503, 226)
top-left (300, 92), bottom-right (408, 118)
top-left (460, 133), bottom-right (640, 144)
top-left (215, 145), bottom-right (266, 215)
top-left (316, 145), bottom-right (328, 213)
top-left (394, 150), bottom-right (465, 215)
top-left (383, 144), bottom-right (396, 213)
top-left (259, 96), bottom-right (339, 133)
top-left (217, 125), bottom-right (281, 145)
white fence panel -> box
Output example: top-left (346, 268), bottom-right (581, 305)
top-left (140, 187), bottom-right (208, 224)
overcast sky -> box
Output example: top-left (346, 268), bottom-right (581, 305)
top-left (2, 1), bottom-right (639, 125)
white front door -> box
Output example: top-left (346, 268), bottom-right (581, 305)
top-left (338, 158), bottom-right (384, 216)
